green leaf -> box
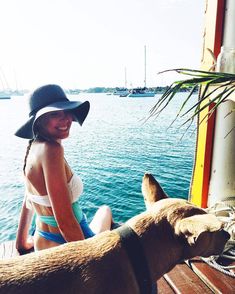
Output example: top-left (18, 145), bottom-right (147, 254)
top-left (149, 68), bottom-right (235, 129)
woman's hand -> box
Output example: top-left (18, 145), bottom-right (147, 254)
top-left (24, 235), bottom-right (34, 250)
top-left (17, 236), bottom-right (34, 255)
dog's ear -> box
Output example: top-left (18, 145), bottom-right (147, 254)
top-left (142, 173), bottom-right (168, 209)
top-left (175, 214), bottom-right (230, 257)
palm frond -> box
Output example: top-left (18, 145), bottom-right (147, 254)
top-left (149, 68), bottom-right (235, 126)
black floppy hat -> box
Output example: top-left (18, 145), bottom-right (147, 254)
top-left (15, 84), bottom-right (90, 139)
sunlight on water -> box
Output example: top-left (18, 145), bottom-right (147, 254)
top-left (0, 93), bottom-right (197, 242)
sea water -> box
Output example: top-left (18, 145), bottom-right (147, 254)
top-left (0, 93), bottom-right (197, 242)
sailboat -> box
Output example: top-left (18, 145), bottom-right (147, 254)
top-left (113, 67), bottom-right (129, 97)
top-left (128, 45), bottom-right (155, 97)
top-left (0, 92), bottom-right (11, 99)
top-left (0, 68), bottom-right (11, 99)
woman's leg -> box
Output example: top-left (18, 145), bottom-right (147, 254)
top-left (89, 205), bottom-right (113, 234)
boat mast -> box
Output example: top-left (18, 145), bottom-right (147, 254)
top-left (124, 67), bottom-right (127, 88)
top-left (144, 45), bottom-right (146, 88)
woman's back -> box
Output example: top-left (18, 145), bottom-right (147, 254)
top-left (24, 140), bottom-right (72, 197)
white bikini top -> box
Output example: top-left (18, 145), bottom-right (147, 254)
top-left (25, 174), bottom-right (84, 208)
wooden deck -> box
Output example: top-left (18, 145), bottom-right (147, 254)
top-left (1, 240), bottom-right (235, 293)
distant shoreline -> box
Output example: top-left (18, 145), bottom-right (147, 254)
top-left (2, 86), bottom-right (198, 96)
top-left (66, 85), bottom-right (199, 95)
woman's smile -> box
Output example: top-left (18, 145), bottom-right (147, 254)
top-left (37, 110), bottom-right (74, 140)
top-left (57, 125), bottom-right (70, 132)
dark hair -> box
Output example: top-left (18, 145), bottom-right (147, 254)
top-left (23, 139), bottom-right (34, 174)
top-left (22, 119), bottom-right (48, 174)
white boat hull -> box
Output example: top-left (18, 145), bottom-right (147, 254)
top-left (128, 92), bottom-right (155, 97)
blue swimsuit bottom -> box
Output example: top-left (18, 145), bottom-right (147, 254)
top-left (36, 201), bottom-right (95, 244)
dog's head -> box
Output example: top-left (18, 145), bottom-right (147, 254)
top-left (142, 173), bottom-right (230, 259)
top-left (149, 198), bottom-right (230, 259)
top-left (172, 203), bottom-right (230, 258)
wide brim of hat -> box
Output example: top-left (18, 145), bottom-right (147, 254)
top-left (15, 100), bottom-right (90, 139)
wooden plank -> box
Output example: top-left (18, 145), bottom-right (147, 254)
top-left (0, 240), bottom-right (34, 260)
top-left (157, 277), bottom-right (175, 294)
top-left (0, 240), bottom-right (20, 260)
top-left (164, 263), bottom-right (213, 293)
top-left (187, 259), bottom-right (235, 294)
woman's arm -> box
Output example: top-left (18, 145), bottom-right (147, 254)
top-left (42, 142), bottom-right (85, 242)
top-left (15, 198), bottom-right (34, 254)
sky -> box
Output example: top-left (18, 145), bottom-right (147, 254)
top-left (0, 0), bottom-right (205, 90)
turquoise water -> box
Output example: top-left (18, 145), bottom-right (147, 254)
top-left (0, 93), bottom-right (197, 242)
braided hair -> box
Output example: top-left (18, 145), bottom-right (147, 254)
top-left (22, 117), bottom-right (53, 174)
top-left (23, 139), bottom-right (34, 175)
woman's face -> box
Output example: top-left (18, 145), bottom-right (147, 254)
top-left (36, 110), bottom-right (74, 141)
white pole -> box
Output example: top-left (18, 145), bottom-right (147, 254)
top-left (144, 45), bottom-right (146, 88)
top-left (223, 0), bottom-right (235, 47)
top-left (208, 0), bottom-right (235, 207)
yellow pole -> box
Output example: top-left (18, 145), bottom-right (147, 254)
top-left (189, 0), bottom-right (225, 207)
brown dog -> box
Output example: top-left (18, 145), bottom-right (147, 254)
top-left (0, 173), bottom-right (229, 294)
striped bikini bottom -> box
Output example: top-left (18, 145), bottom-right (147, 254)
top-left (37, 213), bottom-right (95, 243)
top-left (35, 201), bottom-right (95, 244)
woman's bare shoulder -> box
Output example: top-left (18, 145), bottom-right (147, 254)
top-left (40, 141), bottom-right (64, 160)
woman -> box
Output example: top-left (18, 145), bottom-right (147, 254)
top-left (15, 84), bottom-right (113, 252)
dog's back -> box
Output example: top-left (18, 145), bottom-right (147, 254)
top-left (0, 174), bottom-right (230, 294)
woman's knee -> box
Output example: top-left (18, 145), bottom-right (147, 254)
top-left (99, 205), bottom-right (112, 217)
top-left (90, 205), bottom-right (112, 233)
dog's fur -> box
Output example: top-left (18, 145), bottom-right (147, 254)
top-left (0, 173), bottom-right (230, 294)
